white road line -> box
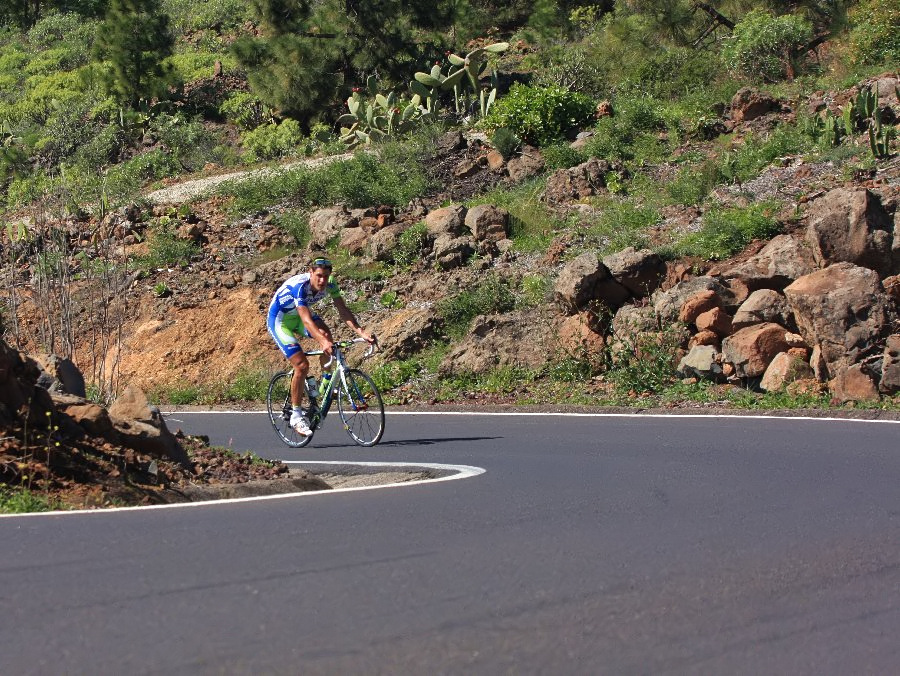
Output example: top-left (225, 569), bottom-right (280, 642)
top-left (0, 462), bottom-right (485, 519)
top-left (164, 410), bottom-right (900, 424)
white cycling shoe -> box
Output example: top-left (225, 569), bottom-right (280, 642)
top-left (289, 412), bottom-right (313, 437)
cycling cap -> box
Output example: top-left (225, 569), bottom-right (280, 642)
top-left (311, 257), bottom-right (333, 269)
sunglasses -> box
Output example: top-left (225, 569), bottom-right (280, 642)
top-left (311, 258), bottom-right (333, 268)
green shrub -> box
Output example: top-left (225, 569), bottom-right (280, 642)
top-left (149, 113), bottom-right (223, 171)
top-left (220, 92), bottom-right (274, 131)
top-left (162, 0), bottom-right (251, 33)
top-left (627, 47), bottom-right (721, 99)
top-left (846, 0), bottom-right (900, 66)
top-left (136, 220), bottom-right (199, 270)
top-left (394, 221), bottom-right (430, 268)
top-left (666, 160), bottom-right (723, 206)
top-left (722, 9), bottom-right (813, 82)
top-left (673, 202), bottom-right (780, 261)
top-left (605, 325), bottom-right (684, 395)
top-left (220, 148), bottom-right (430, 214)
top-left (518, 274), bottom-right (550, 308)
top-left (0, 486), bottom-right (61, 514)
top-left (485, 84), bottom-right (595, 146)
top-left (104, 149), bottom-right (180, 198)
top-left (71, 122), bottom-right (128, 170)
top-left (437, 276), bottom-right (517, 338)
top-left (221, 362), bottom-right (271, 401)
top-left (241, 120), bottom-right (304, 161)
top-left (586, 199), bottom-right (660, 255)
top-left (169, 51), bottom-right (235, 84)
top-left (491, 127), bottom-right (521, 160)
top-left (272, 209), bottom-right (310, 246)
top-left (541, 142), bottom-right (585, 170)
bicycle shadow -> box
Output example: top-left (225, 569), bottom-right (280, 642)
top-left (309, 436), bottom-right (501, 449)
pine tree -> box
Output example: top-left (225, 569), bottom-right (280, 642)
top-left (232, 0), bottom-right (458, 124)
top-left (92, 0), bottom-right (174, 108)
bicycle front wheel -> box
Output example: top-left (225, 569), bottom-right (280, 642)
top-left (266, 370), bottom-right (313, 448)
top-left (337, 369), bottom-right (385, 447)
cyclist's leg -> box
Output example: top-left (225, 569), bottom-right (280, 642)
top-left (268, 310), bottom-right (310, 410)
top-left (313, 317), bottom-right (334, 368)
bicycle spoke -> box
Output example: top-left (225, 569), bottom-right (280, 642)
top-left (336, 369), bottom-right (384, 447)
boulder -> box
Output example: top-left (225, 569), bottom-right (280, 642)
top-left (465, 205), bottom-right (510, 242)
top-left (308, 206), bottom-right (357, 248)
top-left (555, 252), bottom-right (630, 315)
top-left (678, 290), bottom-right (722, 324)
top-left (425, 205), bottom-right (467, 237)
top-left (721, 323), bottom-right (790, 378)
top-left (340, 226), bottom-right (369, 256)
top-left (695, 307), bottom-right (732, 336)
top-left (486, 150), bottom-right (505, 171)
top-left (543, 158), bottom-right (610, 204)
top-left (784, 262), bottom-right (895, 376)
top-left (830, 364), bottom-right (880, 403)
top-left (602, 247), bottom-right (666, 298)
top-left (33, 354), bottom-right (87, 398)
top-left (732, 289), bottom-right (794, 331)
top-left (369, 223), bottom-right (412, 262)
top-left (51, 393), bottom-right (116, 438)
top-left (371, 308), bottom-right (443, 361)
top-left (689, 330), bottom-right (720, 349)
top-left (716, 235), bottom-right (816, 292)
top-left (558, 312), bottom-right (607, 356)
top-left (678, 345), bottom-right (724, 382)
top-left (879, 334), bottom-right (900, 394)
top-left (433, 234), bottom-right (474, 270)
top-left (507, 146), bottom-right (545, 183)
top-left (759, 352), bottom-right (815, 392)
top-left (652, 276), bottom-right (735, 323)
top-left (439, 312), bottom-right (549, 374)
top-left (611, 304), bottom-right (659, 348)
top-left (804, 188), bottom-right (893, 277)
top-left (730, 88), bottom-right (779, 122)
top-left (108, 384), bottom-right (190, 467)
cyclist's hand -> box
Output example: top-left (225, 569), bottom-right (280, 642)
top-left (358, 329), bottom-right (376, 345)
top-left (319, 338), bottom-right (334, 355)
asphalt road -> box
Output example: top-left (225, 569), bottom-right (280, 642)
top-left (2, 411), bottom-right (900, 675)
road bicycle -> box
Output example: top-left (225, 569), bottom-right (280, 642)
top-left (266, 337), bottom-right (385, 448)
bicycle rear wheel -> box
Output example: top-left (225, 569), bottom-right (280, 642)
top-left (336, 369), bottom-right (385, 447)
top-left (266, 370), bottom-right (313, 448)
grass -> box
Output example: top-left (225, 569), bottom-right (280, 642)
top-left (436, 275), bottom-right (517, 339)
top-left (668, 201), bottom-right (780, 261)
top-left (466, 179), bottom-right (565, 253)
top-left (0, 486), bottom-right (63, 514)
top-left (583, 198), bottom-right (661, 256)
top-left (218, 141), bottom-right (432, 216)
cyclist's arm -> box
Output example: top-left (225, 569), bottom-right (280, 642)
top-left (333, 296), bottom-right (374, 343)
top-left (297, 304), bottom-right (333, 352)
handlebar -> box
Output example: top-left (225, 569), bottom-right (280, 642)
top-left (310, 335), bottom-right (378, 369)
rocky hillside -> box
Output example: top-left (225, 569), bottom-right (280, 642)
top-left (3, 74), bottom-right (900, 412)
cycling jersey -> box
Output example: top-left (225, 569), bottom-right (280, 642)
top-left (267, 273), bottom-right (342, 358)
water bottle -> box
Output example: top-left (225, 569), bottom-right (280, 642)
top-left (305, 376), bottom-right (318, 399)
top-left (321, 372), bottom-right (332, 394)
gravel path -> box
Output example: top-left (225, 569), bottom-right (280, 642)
top-left (144, 152), bottom-right (355, 205)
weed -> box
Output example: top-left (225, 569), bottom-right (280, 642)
top-left (273, 209), bottom-right (310, 247)
top-left (673, 202), bottom-right (780, 261)
top-left (437, 276), bottom-right (516, 338)
top-left (584, 198), bottom-right (660, 256)
top-left (394, 221), bottom-right (430, 269)
top-left (221, 363), bottom-right (272, 402)
top-left (0, 486), bottom-right (62, 514)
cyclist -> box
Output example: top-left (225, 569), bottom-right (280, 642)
top-left (267, 257), bottom-right (375, 436)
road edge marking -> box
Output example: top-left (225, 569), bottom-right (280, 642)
top-left (0, 462), bottom-right (485, 519)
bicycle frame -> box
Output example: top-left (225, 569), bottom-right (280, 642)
top-left (304, 338), bottom-right (373, 428)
